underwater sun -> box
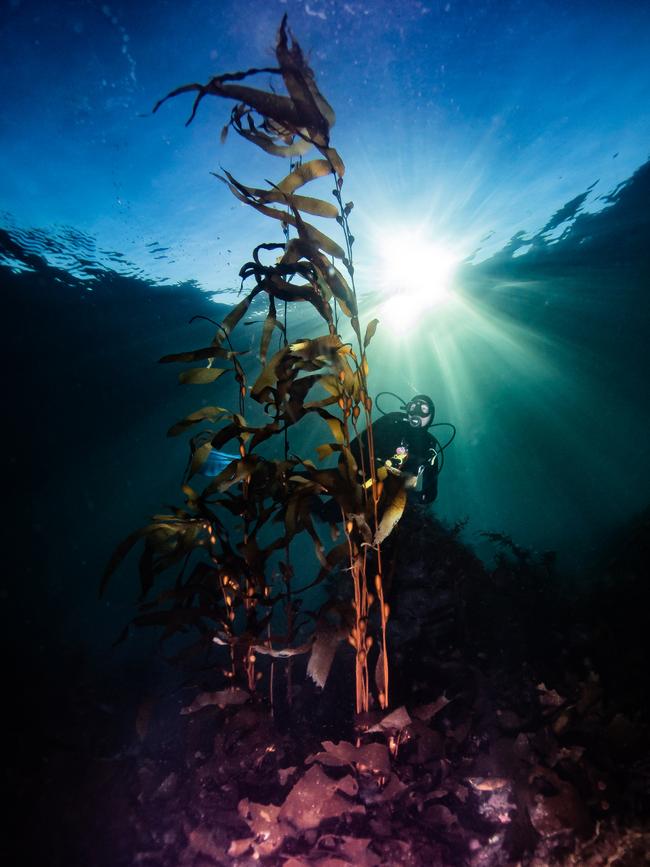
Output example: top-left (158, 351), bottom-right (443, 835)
top-left (374, 229), bottom-right (457, 335)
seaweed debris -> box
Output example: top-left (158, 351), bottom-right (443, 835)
top-left (25, 508), bottom-right (650, 866)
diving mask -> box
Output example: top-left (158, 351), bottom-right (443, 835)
top-left (406, 394), bottom-right (434, 429)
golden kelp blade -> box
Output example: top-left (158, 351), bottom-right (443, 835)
top-left (259, 296), bottom-right (281, 364)
top-left (113, 16), bottom-right (387, 716)
top-left (216, 170), bottom-right (338, 217)
top-left (187, 441), bottom-right (213, 479)
top-left (250, 346), bottom-right (291, 401)
top-left (178, 367), bottom-right (227, 385)
top-left (364, 318), bottom-right (380, 349)
top-left (288, 334), bottom-right (343, 363)
top-left (166, 406), bottom-right (227, 437)
top-left (216, 172), bottom-right (346, 260)
top-left (306, 624), bottom-right (348, 688)
top-left (276, 14), bottom-right (334, 141)
top-left (154, 76), bottom-right (314, 133)
top-left (374, 486), bottom-right (407, 545)
top-left (201, 457), bottom-right (256, 496)
top-left (276, 158), bottom-right (333, 194)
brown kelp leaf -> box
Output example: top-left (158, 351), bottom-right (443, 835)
top-left (289, 203), bottom-right (349, 268)
top-left (295, 212), bottom-right (348, 259)
top-left (282, 192), bottom-right (338, 218)
top-left (318, 373), bottom-right (342, 397)
top-left (306, 740), bottom-right (358, 768)
top-left (374, 486), bottom-right (407, 544)
top-left (412, 694), bottom-right (451, 721)
top-left (306, 623), bottom-right (347, 688)
top-left (334, 741), bottom-right (391, 775)
top-left (208, 421), bottom-right (247, 451)
top-left (249, 639), bottom-right (314, 659)
top-left (376, 774), bottom-right (408, 805)
top-left (219, 172), bottom-right (337, 217)
top-left (307, 741), bottom-right (391, 776)
top-left (250, 345), bottom-right (291, 401)
top-left (276, 15), bottom-right (334, 140)
top-left (154, 75), bottom-right (312, 133)
top-left (367, 706), bottom-right (412, 734)
top-left (276, 158), bottom-right (333, 193)
top-left (526, 766), bottom-right (592, 838)
top-left (259, 297), bottom-right (279, 364)
top-left (363, 317), bottom-right (379, 349)
top-left (238, 799), bottom-right (285, 858)
top-left (320, 361), bottom-right (362, 403)
top-left (181, 687), bottom-right (249, 714)
top-left (202, 456), bottom-right (256, 495)
top-left (234, 122), bottom-right (312, 158)
top-left (292, 213), bottom-right (348, 260)
top-left (338, 445), bottom-right (358, 488)
top-left (316, 442), bottom-right (336, 461)
top-left (537, 682), bottom-right (565, 708)
top-left (281, 235), bottom-right (321, 264)
top-left (264, 276), bottom-right (333, 326)
top-left (295, 236), bottom-right (356, 317)
top-left (279, 764), bottom-right (364, 831)
top-left (289, 334), bottom-right (343, 364)
top-left (317, 410), bottom-right (345, 444)
top-left (189, 828), bottom-right (227, 862)
top-left (189, 441), bottom-right (213, 478)
top-left (278, 766), bottom-right (298, 786)
top-left (167, 406), bottom-right (226, 437)
top-left (279, 237), bottom-right (340, 304)
top-left (375, 649), bottom-right (386, 700)
top-left (212, 290), bottom-right (260, 348)
top-left (101, 523), bottom-right (166, 595)
top-left (284, 489), bottom-right (303, 538)
top-left (178, 367), bottom-right (227, 385)
top-left (304, 394), bottom-right (339, 411)
top-left (336, 837), bottom-right (379, 866)
top-left (337, 775), bottom-right (359, 797)
top-left (320, 145), bottom-right (345, 177)
top-left (217, 172), bottom-right (346, 259)
top-left (423, 804), bottom-right (458, 830)
top-left (247, 421), bottom-right (284, 452)
top-left (306, 521), bottom-right (327, 568)
top-left (227, 839), bottom-right (252, 859)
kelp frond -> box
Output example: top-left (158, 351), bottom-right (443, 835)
top-left (103, 16), bottom-right (413, 716)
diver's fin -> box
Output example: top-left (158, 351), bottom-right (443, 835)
top-left (199, 449), bottom-right (239, 478)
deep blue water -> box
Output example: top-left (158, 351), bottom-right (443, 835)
top-left (2, 0), bottom-right (649, 673)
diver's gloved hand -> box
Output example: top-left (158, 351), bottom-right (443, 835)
top-left (408, 462), bottom-right (438, 504)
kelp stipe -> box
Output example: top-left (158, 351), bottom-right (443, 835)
top-left (103, 17), bottom-right (407, 715)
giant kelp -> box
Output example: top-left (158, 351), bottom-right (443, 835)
top-left (103, 17), bottom-right (401, 714)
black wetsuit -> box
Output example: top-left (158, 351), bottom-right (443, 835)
top-left (352, 412), bottom-right (441, 505)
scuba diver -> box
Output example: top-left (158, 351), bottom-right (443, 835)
top-left (352, 392), bottom-right (455, 505)
top-left (188, 392), bottom-right (455, 507)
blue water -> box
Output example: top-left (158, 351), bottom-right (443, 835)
top-left (3, 0), bottom-right (649, 665)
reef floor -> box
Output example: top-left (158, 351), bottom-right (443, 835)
top-left (13, 509), bottom-right (650, 866)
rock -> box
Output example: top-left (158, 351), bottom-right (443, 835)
top-left (526, 767), bottom-right (592, 838)
top-left (279, 764), bottom-right (365, 831)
